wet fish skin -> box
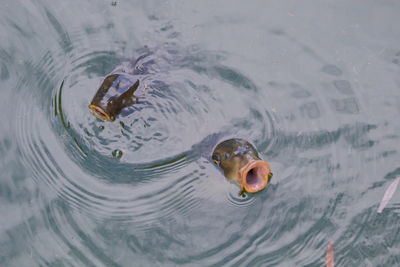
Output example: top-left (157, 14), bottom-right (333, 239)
top-left (89, 73), bottom-right (139, 121)
top-left (212, 139), bottom-right (260, 181)
top-left (212, 138), bottom-right (271, 193)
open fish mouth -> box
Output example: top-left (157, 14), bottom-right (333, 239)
top-left (238, 160), bottom-right (271, 193)
top-left (89, 105), bottom-right (113, 121)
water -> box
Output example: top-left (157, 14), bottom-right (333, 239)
top-left (1, 0), bottom-right (400, 266)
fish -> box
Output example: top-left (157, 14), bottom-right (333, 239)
top-left (88, 50), bottom-right (273, 195)
top-left (212, 138), bottom-right (272, 194)
top-left (377, 176), bottom-right (400, 213)
top-left (88, 48), bottom-right (157, 121)
top-left (89, 73), bottom-right (139, 121)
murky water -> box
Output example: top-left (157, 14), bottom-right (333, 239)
top-left (1, 0), bottom-right (400, 266)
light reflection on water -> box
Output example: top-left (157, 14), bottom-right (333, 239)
top-left (1, 0), bottom-right (400, 266)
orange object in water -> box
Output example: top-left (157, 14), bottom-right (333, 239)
top-left (212, 139), bottom-right (272, 194)
top-left (325, 241), bottom-right (334, 267)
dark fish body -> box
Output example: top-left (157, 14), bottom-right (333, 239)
top-left (88, 45), bottom-right (197, 121)
top-left (212, 138), bottom-right (271, 193)
top-left (89, 48), bottom-right (159, 121)
top-left (89, 74), bottom-right (139, 121)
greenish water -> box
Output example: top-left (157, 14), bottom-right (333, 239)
top-left (1, 0), bottom-right (400, 266)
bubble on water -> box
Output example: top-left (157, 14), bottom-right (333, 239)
top-left (112, 149), bottom-right (123, 158)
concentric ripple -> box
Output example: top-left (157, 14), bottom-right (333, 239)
top-left (3, 0), bottom-right (400, 266)
top-left (12, 10), bottom-right (280, 265)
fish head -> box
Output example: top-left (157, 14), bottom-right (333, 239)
top-left (212, 139), bottom-right (271, 193)
top-left (89, 74), bottom-right (139, 121)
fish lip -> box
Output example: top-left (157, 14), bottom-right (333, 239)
top-left (89, 105), bottom-right (113, 121)
top-left (238, 160), bottom-right (271, 193)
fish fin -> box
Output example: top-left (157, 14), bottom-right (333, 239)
top-left (239, 187), bottom-right (247, 197)
top-left (121, 79), bottom-right (140, 98)
top-left (122, 96), bottom-right (138, 107)
top-left (119, 79), bottom-right (139, 107)
top-left (267, 172), bottom-right (273, 184)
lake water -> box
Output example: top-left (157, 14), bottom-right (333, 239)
top-left (1, 0), bottom-right (400, 266)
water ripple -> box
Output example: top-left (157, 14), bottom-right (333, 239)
top-left (4, 0), bottom-right (400, 265)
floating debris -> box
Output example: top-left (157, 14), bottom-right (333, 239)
top-left (111, 1), bottom-right (117, 6)
top-left (325, 241), bottom-right (334, 267)
top-left (377, 176), bottom-right (400, 213)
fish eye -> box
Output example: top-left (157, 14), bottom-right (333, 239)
top-left (212, 154), bottom-right (221, 165)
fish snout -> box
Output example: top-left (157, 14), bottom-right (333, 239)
top-left (238, 160), bottom-right (271, 193)
top-left (89, 104), bottom-right (114, 121)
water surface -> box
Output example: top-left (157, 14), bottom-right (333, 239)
top-left (1, 0), bottom-right (400, 266)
